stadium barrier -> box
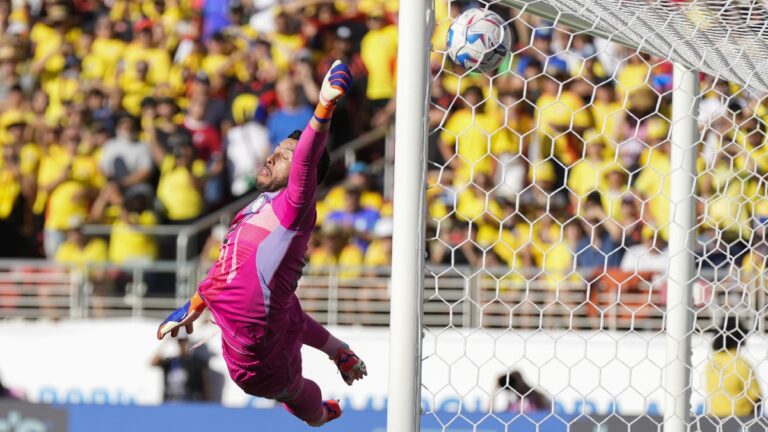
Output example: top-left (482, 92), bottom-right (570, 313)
top-left (0, 260), bottom-right (762, 331)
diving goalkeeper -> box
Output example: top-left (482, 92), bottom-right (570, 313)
top-left (157, 61), bottom-right (366, 426)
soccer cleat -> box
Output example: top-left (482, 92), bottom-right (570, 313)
top-left (322, 400), bottom-right (342, 423)
top-left (306, 400), bottom-right (342, 427)
top-left (156, 293), bottom-right (206, 340)
top-left (333, 345), bottom-right (367, 386)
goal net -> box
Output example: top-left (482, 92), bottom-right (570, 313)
top-left (414, 0), bottom-right (768, 430)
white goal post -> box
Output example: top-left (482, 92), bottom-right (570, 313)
top-left (389, 0), bottom-right (768, 431)
top-left (388, 0), bottom-right (431, 431)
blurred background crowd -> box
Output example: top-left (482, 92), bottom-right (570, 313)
top-left (426, 2), bottom-right (768, 292)
top-left (0, 0), bottom-right (766, 305)
top-left (0, 0), bottom-right (400, 270)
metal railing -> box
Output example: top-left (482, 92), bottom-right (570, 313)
top-left (82, 192), bottom-right (260, 302)
top-left (0, 261), bottom-right (761, 332)
top-left (328, 126), bottom-right (389, 167)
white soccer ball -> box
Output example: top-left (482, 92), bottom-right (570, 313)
top-left (446, 8), bottom-right (511, 73)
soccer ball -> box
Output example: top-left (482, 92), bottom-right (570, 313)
top-left (446, 8), bottom-right (511, 73)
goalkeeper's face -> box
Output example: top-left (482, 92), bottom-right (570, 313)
top-left (255, 138), bottom-right (297, 192)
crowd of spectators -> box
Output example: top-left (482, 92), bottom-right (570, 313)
top-left (0, 0), bottom-right (398, 270)
top-left (0, 0), bottom-right (767, 300)
top-left (425, 2), bottom-right (768, 293)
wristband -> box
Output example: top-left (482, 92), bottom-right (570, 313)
top-left (190, 291), bottom-right (206, 312)
top-left (314, 102), bottom-right (335, 123)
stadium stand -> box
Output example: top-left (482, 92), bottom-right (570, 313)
top-left (0, 0), bottom-right (764, 333)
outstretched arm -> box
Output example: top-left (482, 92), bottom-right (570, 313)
top-left (156, 269), bottom-right (214, 340)
top-left (280, 61), bottom-right (353, 228)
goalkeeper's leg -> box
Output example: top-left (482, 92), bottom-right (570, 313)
top-left (277, 376), bottom-right (341, 427)
top-left (302, 313), bottom-right (368, 385)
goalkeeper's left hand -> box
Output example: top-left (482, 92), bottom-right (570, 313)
top-left (314, 60), bottom-right (353, 123)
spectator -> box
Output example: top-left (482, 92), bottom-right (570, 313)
top-left (267, 78), bottom-right (314, 148)
top-left (496, 370), bottom-right (552, 413)
top-left (535, 71), bottom-right (592, 169)
top-left (619, 230), bottom-right (669, 274)
top-left (456, 173), bottom-right (504, 245)
top-left (89, 183), bottom-right (158, 265)
top-left (98, 115), bottom-right (153, 195)
top-left (0, 45), bottom-right (19, 105)
top-left (741, 216), bottom-right (767, 285)
top-left (494, 91), bottom-right (532, 202)
top-left (539, 216), bottom-right (578, 290)
top-left (701, 139), bottom-right (759, 245)
top-left (54, 218), bottom-right (110, 317)
top-left (439, 85), bottom-right (500, 187)
top-left (150, 96), bottom-right (189, 153)
top-left (429, 220), bottom-right (478, 267)
top-left (634, 134), bottom-right (672, 241)
top-left (123, 18), bottom-right (171, 87)
top-left (591, 81), bottom-right (624, 145)
top-left (270, 13), bottom-right (304, 74)
top-left (566, 132), bottom-right (612, 208)
top-left (54, 218), bottom-right (108, 267)
top-left (705, 316), bottom-right (762, 418)
top-left (325, 184), bottom-right (380, 247)
top-left (182, 94), bottom-right (223, 162)
top-left (146, 107), bottom-right (207, 223)
top-left (151, 330), bottom-right (212, 402)
top-left (616, 196), bottom-right (645, 248)
top-left (316, 25), bottom-right (368, 141)
top-left (518, 160), bottom-right (567, 213)
top-left (82, 15), bottom-right (125, 87)
top-left (309, 223), bottom-right (364, 279)
top-left (574, 194), bottom-right (623, 271)
top-left (0, 143), bottom-right (24, 257)
top-left (600, 164), bottom-right (630, 223)
top-left (360, 8), bottom-right (398, 126)
top-left (42, 127), bottom-right (102, 258)
top-left (324, 161), bottom-right (384, 213)
top-left (365, 217), bottom-right (393, 268)
top-left (180, 96), bottom-right (224, 207)
top-left (84, 89), bottom-right (114, 131)
top-left (226, 94), bottom-right (271, 197)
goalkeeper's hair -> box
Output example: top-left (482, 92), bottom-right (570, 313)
top-left (287, 129), bottom-right (330, 185)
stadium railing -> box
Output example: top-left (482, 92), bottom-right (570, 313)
top-left (1, 260), bottom-right (761, 333)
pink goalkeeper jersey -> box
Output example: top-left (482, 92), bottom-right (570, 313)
top-left (197, 125), bottom-right (328, 360)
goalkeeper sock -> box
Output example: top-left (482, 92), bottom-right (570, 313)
top-left (281, 378), bottom-right (325, 424)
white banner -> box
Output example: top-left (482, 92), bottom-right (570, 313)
top-left (1, 319), bottom-right (766, 415)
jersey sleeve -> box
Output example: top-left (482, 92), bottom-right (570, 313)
top-left (273, 124), bottom-right (329, 230)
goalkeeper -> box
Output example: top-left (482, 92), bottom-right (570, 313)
top-left (157, 61), bottom-right (366, 426)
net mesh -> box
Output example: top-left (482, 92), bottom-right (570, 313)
top-left (421, 0), bottom-right (768, 430)
top-left (504, 0), bottom-right (768, 94)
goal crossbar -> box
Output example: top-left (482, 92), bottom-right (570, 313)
top-left (502, 0), bottom-right (768, 94)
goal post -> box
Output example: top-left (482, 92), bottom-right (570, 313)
top-left (388, 0), bottom-right (432, 431)
top-left (664, 62), bottom-right (699, 432)
top-left (389, 0), bottom-right (768, 431)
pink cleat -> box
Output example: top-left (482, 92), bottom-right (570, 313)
top-left (333, 345), bottom-right (367, 386)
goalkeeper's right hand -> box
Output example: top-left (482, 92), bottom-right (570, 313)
top-left (157, 292), bottom-right (206, 340)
